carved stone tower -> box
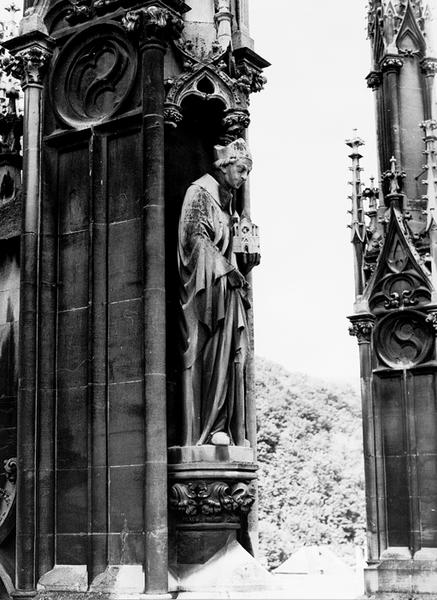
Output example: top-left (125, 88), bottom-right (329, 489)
top-left (0, 0), bottom-right (269, 597)
top-left (348, 1), bottom-right (437, 598)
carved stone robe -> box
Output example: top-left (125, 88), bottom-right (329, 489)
top-left (178, 173), bottom-right (249, 446)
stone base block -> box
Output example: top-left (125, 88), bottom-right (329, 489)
top-left (169, 538), bottom-right (277, 594)
top-left (365, 553), bottom-right (437, 600)
top-left (37, 565), bottom-right (88, 592)
top-left (168, 449), bottom-right (258, 569)
top-left (90, 565), bottom-right (143, 594)
top-left (33, 593), bottom-right (172, 600)
top-left (36, 565), bottom-right (174, 599)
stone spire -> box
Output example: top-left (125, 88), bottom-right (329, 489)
top-left (346, 131), bottom-right (366, 296)
top-left (366, 0), bottom-right (437, 239)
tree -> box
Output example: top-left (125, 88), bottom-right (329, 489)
top-left (255, 357), bottom-right (365, 570)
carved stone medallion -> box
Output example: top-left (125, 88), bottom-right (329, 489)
top-left (50, 23), bottom-right (137, 128)
top-left (374, 310), bottom-right (433, 368)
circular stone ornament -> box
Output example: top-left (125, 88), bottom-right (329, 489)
top-left (375, 310), bottom-right (434, 368)
top-left (50, 23), bottom-right (137, 128)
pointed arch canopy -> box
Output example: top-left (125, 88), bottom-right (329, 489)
top-left (165, 63), bottom-right (247, 115)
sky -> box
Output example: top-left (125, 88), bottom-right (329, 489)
top-left (247, 1), bottom-right (379, 385)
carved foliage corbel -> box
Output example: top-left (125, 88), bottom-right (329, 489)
top-left (348, 316), bottom-right (375, 344)
top-left (65, 0), bottom-right (94, 25)
top-left (366, 70), bottom-right (383, 90)
top-left (169, 480), bottom-right (255, 522)
top-left (2, 45), bottom-right (52, 88)
top-left (380, 54), bottom-right (404, 72)
top-left (122, 6), bottom-right (184, 45)
top-left (163, 103), bottom-right (183, 128)
top-left (220, 109), bottom-right (250, 143)
top-left (421, 57), bottom-right (437, 76)
top-left (234, 62), bottom-right (266, 96)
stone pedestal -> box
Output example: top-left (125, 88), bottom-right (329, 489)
top-left (168, 446), bottom-right (270, 593)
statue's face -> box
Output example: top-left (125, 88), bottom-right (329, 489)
top-left (221, 158), bottom-right (252, 189)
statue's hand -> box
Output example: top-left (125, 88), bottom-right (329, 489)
top-left (235, 252), bottom-right (261, 275)
top-left (228, 268), bottom-right (247, 289)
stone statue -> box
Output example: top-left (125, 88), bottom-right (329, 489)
top-left (178, 138), bottom-right (260, 447)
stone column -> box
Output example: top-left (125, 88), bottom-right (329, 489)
top-left (421, 59), bottom-right (437, 120)
top-left (348, 315), bottom-right (381, 563)
top-left (232, 0), bottom-right (253, 50)
top-left (215, 0), bottom-right (232, 51)
top-left (125, 6), bottom-right (183, 594)
top-left (238, 128), bottom-right (258, 556)
top-left (380, 56), bottom-right (403, 168)
top-left (366, 71), bottom-right (384, 179)
top-left (2, 36), bottom-right (54, 593)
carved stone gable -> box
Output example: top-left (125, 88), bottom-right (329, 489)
top-left (395, 0), bottom-right (426, 55)
top-left (368, 0), bottom-right (430, 65)
top-left (365, 207), bottom-right (431, 312)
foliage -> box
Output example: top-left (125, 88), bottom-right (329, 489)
top-left (255, 357), bottom-right (366, 570)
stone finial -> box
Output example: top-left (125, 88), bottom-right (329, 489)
top-left (363, 176), bottom-right (379, 235)
top-left (346, 131), bottom-right (367, 297)
top-left (382, 155), bottom-right (406, 201)
top-left (346, 130), bottom-right (366, 244)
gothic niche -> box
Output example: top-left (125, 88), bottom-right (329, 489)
top-left (164, 45), bottom-right (263, 451)
top-left (164, 83), bottom-right (238, 450)
top-left (50, 23), bottom-right (137, 128)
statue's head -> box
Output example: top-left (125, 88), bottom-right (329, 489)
top-left (213, 138), bottom-right (252, 190)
